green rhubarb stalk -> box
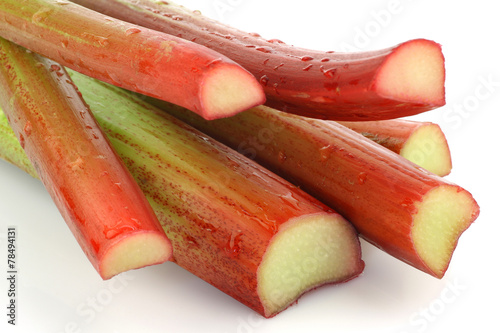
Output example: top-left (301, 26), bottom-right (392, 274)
top-left (0, 70), bottom-right (364, 318)
top-left (154, 101), bottom-right (480, 279)
top-left (0, 37), bottom-right (172, 280)
top-left (0, 0), bottom-right (265, 120)
top-left (337, 120), bottom-right (452, 176)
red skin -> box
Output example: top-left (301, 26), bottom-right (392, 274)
top-left (0, 0), bottom-right (265, 120)
top-left (0, 38), bottom-right (172, 280)
top-left (158, 103), bottom-right (479, 278)
top-left (42, 72), bottom-right (365, 317)
top-left (0, 70), bottom-right (364, 316)
top-left (71, 0), bottom-right (446, 120)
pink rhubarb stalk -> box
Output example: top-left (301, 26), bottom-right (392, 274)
top-left (158, 102), bottom-right (479, 279)
top-left (0, 69), bottom-right (364, 318)
top-left (0, 37), bottom-right (172, 280)
top-left (71, 0), bottom-right (446, 120)
top-left (338, 119), bottom-right (452, 176)
top-left (0, 0), bottom-right (265, 120)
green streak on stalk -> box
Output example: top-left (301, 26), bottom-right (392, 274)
top-left (0, 109), bottom-right (37, 177)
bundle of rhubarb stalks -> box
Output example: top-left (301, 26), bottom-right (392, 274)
top-left (0, 0), bottom-right (480, 318)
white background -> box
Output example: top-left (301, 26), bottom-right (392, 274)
top-left (1, 0), bottom-right (498, 332)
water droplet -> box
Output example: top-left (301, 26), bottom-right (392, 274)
top-left (249, 32), bottom-right (261, 37)
top-left (32, 8), bottom-right (52, 23)
top-left (300, 56), bottom-right (314, 61)
top-left (267, 38), bottom-right (284, 44)
top-left (206, 58), bottom-right (223, 67)
top-left (224, 233), bottom-right (243, 258)
top-left (260, 75), bottom-right (269, 86)
top-left (358, 172), bottom-right (367, 185)
top-left (185, 235), bottom-right (199, 248)
top-left (60, 39), bottom-right (69, 48)
top-left (50, 64), bottom-right (61, 72)
top-left (343, 63), bottom-right (350, 70)
top-left (321, 58), bottom-right (330, 62)
top-left (302, 64), bottom-right (313, 71)
top-left (125, 27), bottom-right (141, 36)
top-left (23, 121), bottom-right (32, 137)
top-left (278, 151), bottom-right (287, 163)
top-left (319, 145), bottom-right (331, 162)
top-left (225, 155), bottom-right (240, 170)
top-left (103, 219), bottom-right (139, 240)
top-left (172, 15), bottom-right (183, 21)
top-left (255, 47), bottom-right (272, 53)
top-left (322, 67), bottom-right (337, 78)
top-left (193, 9), bottom-right (202, 15)
top-left (274, 63), bottom-right (284, 70)
top-left (263, 58), bottom-right (270, 66)
top-left (279, 192), bottom-right (302, 211)
top-left (81, 32), bottom-right (109, 47)
top-left (273, 83), bottom-right (280, 95)
top-left (68, 156), bottom-right (84, 170)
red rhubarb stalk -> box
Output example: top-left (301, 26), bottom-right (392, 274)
top-left (71, 0), bottom-right (446, 121)
top-left (0, 38), bottom-right (172, 280)
top-left (157, 102), bottom-right (479, 279)
top-left (0, 0), bottom-right (265, 120)
top-left (338, 119), bottom-right (453, 176)
top-left (0, 70), bottom-right (364, 318)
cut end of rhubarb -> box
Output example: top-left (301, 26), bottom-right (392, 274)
top-left (374, 39), bottom-right (445, 106)
top-left (257, 213), bottom-right (364, 318)
top-left (200, 64), bottom-right (266, 120)
top-left (100, 232), bottom-right (173, 280)
top-left (412, 186), bottom-right (480, 278)
top-left (401, 123), bottom-right (452, 176)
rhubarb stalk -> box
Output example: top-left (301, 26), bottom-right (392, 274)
top-left (0, 38), bottom-right (172, 280)
top-left (0, 0), bottom-right (265, 120)
top-left (71, 0), bottom-right (446, 120)
top-left (0, 70), bottom-right (364, 318)
top-left (338, 120), bottom-right (452, 176)
top-left (156, 102), bottom-right (479, 279)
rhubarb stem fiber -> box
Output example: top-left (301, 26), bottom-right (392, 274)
top-left (0, 38), bottom-right (172, 280)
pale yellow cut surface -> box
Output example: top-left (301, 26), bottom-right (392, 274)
top-left (257, 213), bottom-right (362, 317)
top-left (412, 186), bottom-right (478, 278)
